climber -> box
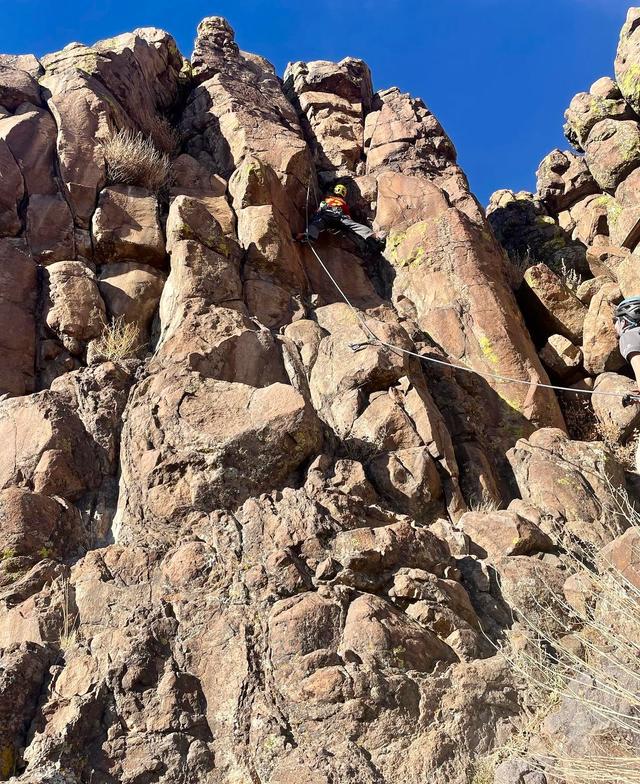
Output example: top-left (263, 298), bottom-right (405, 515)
top-left (295, 183), bottom-right (386, 250)
top-left (614, 297), bottom-right (640, 407)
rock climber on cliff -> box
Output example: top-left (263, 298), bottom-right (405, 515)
top-left (295, 183), bottom-right (386, 251)
top-left (615, 297), bottom-right (640, 408)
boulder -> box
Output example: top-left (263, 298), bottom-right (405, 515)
top-left (592, 372), bottom-right (640, 442)
top-left (584, 119), bottom-right (640, 192)
top-left (539, 334), bottom-right (583, 380)
top-left (0, 239), bottom-right (37, 396)
top-left (116, 369), bottom-right (323, 540)
top-left (563, 85), bottom-right (633, 151)
top-left (0, 63), bottom-right (41, 110)
top-left (0, 643), bottom-right (53, 778)
top-left (507, 428), bottom-right (627, 548)
top-left (522, 263), bottom-right (587, 343)
top-left (98, 262), bottom-right (165, 338)
top-left (339, 593), bottom-right (457, 672)
top-left (0, 104), bottom-right (58, 197)
top-left (615, 7), bottom-right (640, 116)
top-left (0, 390), bottom-right (100, 501)
top-left (0, 139), bottom-right (23, 237)
top-left (92, 186), bottom-right (166, 267)
top-left (599, 527), bottom-right (640, 590)
top-left (0, 487), bottom-right (84, 560)
top-left (43, 261), bottom-right (106, 352)
top-left (536, 149), bottom-right (599, 211)
top-left (582, 281), bottom-right (624, 375)
top-left (459, 510), bottom-right (553, 560)
top-left (26, 194), bottom-right (75, 264)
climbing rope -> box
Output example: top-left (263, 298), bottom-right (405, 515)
top-left (302, 174), bottom-right (633, 403)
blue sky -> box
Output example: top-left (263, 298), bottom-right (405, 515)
top-left (0, 0), bottom-right (635, 203)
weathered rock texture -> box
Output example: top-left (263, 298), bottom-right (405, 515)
top-left (0, 13), bottom-right (638, 784)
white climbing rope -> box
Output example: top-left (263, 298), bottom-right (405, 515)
top-left (302, 181), bottom-right (630, 402)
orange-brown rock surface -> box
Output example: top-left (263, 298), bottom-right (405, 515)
top-left (0, 12), bottom-right (639, 784)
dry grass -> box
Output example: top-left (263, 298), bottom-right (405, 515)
top-left (507, 249), bottom-right (534, 290)
top-left (559, 259), bottom-right (583, 293)
top-left (93, 317), bottom-right (141, 361)
top-left (468, 489), bottom-right (502, 514)
top-left (596, 421), bottom-right (640, 472)
top-left (101, 129), bottom-right (172, 192)
top-left (491, 484), bottom-right (640, 783)
top-left (59, 576), bottom-right (77, 651)
top-left (147, 115), bottom-right (181, 155)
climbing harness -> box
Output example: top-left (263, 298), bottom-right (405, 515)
top-left (302, 172), bottom-right (636, 404)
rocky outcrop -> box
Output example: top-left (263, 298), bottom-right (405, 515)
top-left (0, 12), bottom-right (639, 784)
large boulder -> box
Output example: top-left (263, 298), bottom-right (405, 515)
top-left (592, 372), bottom-right (640, 442)
top-left (376, 174), bottom-right (565, 438)
top-left (92, 186), bottom-right (166, 267)
top-left (284, 57), bottom-right (372, 174)
top-left (0, 239), bottom-right (37, 397)
top-left (615, 7), bottom-right (640, 116)
top-left (584, 119), bottom-right (640, 192)
top-left (0, 390), bottom-right (101, 501)
top-left (507, 428), bottom-right (627, 548)
top-left (43, 261), bottom-right (106, 354)
top-left (116, 369), bottom-right (323, 541)
top-left (98, 262), bottom-right (166, 340)
top-left (563, 81), bottom-right (633, 152)
top-left (0, 139), bottom-right (23, 237)
top-left (536, 149), bottom-right (599, 211)
top-left (522, 263), bottom-right (587, 344)
top-left (582, 281), bottom-right (624, 375)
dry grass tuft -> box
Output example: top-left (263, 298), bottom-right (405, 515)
top-left (559, 259), bottom-right (583, 292)
top-left (468, 489), bottom-right (502, 514)
top-left (59, 576), bottom-right (77, 652)
top-left (491, 483), bottom-right (640, 783)
top-left (147, 115), bottom-right (181, 155)
top-left (102, 129), bottom-right (172, 192)
top-left (93, 317), bottom-right (141, 361)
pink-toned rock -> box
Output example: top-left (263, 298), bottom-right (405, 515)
top-left (0, 239), bottom-right (37, 396)
top-left (284, 57), bottom-right (372, 174)
top-left (44, 261), bottom-right (106, 353)
top-left (366, 87), bottom-right (482, 222)
top-left (563, 85), bottom-right (633, 151)
top-left (507, 427), bottom-right (626, 547)
top-left (0, 104), bottom-right (58, 197)
top-left (523, 263), bottom-right (587, 343)
top-left (0, 63), bottom-right (41, 110)
top-left (116, 369), bottom-right (323, 539)
top-left (376, 174), bottom-right (565, 438)
top-left (459, 510), bottom-right (553, 560)
top-left (182, 17), bottom-right (311, 202)
top-left (599, 527), bottom-right (640, 590)
top-left (592, 372), bottom-right (640, 442)
top-left (539, 334), bottom-right (583, 380)
top-left (0, 487), bottom-right (84, 560)
top-left (0, 390), bottom-right (100, 501)
top-left (339, 593), bottom-right (456, 671)
top-left (582, 281), bottom-right (624, 374)
top-left (92, 186), bottom-right (166, 267)
top-left (0, 642), bottom-right (53, 777)
top-left (615, 7), bottom-right (640, 116)
top-left (0, 139), bottom-right (23, 237)
top-left (98, 262), bottom-right (165, 339)
top-left (26, 194), bottom-right (75, 264)
top-left (584, 119), bottom-right (640, 192)
top-left (536, 149), bottom-right (598, 211)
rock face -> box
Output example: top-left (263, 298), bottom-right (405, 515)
top-left (0, 12), bottom-right (638, 784)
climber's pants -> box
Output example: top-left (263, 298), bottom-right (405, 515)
top-left (307, 209), bottom-right (374, 241)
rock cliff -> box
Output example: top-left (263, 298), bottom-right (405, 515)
top-left (0, 12), bottom-right (639, 784)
